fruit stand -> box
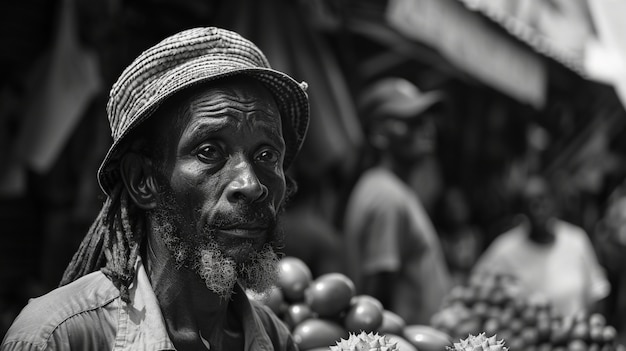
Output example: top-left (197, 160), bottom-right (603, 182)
top-left (248, 257), bottom-right (626, 351)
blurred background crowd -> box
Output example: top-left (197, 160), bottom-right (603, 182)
top-left (2, 0), bottom-right (626, 345)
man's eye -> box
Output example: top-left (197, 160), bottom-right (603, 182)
top-left (256, 149), bottom-right (280, 164)
top-left (197, 144), bottom-right (224, 163)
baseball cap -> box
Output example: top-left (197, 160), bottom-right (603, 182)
top-left (358, 77), bottom-right (444, 121)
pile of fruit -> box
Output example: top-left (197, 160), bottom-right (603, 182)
top-left (430, 272), bottom-right (625, 351)
top-left (248, 256), bottom-right (453, 351)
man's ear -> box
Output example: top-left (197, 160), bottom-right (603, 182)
top-left (120, 153), bottom-right (160, 210)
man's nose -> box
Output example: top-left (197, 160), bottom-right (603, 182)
top-left (226, 158), bottom-right (268, 203)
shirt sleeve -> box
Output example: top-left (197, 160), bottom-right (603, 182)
top-left (578, 231), bottom-right (611, 302)
top-left (1, 341), bottom-right (43, 351)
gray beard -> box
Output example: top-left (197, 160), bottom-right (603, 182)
top-left (149, 203), bottom-right (282, 300)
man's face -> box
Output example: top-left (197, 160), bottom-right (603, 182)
top-left (148, 78), bottom-right (287, 298)
top-left (383, 109), bottom-right (437, 160)
top-left (522, 178), bottom-right (555, 240)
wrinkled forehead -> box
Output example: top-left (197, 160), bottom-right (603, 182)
top-left (151, 77), bottom-right (282, 139)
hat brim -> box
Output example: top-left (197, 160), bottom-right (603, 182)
top-left (97, 59), bottom-right (309, 196)
top-left (372, 90), bottom-right (445, 120)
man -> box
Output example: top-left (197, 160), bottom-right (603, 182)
top-left (2, 27), bottom-right (309, 350)
top-left (473, 175), bottom-right (610, 317)
top-left (343, 77), bottom-right (452, 325)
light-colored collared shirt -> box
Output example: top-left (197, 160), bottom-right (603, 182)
top-left (2, 258), bottom-right (296, 351)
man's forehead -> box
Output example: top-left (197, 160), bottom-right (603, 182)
top-left (186, 81), bottom-right (282, 125)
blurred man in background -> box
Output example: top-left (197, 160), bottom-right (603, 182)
top-left (343, 77), bottom-right (452, 324)
top-left (473, 174), bottom-right (610, 317)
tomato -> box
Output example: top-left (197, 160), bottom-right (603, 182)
top-left (284, 303), bottom-right (314, 330)
top-left (277, 256), bottom-right (313, 302)
top-left (602, 325), bottom-right (617, 342)
top-left (344, 295), bottom-right (384, 333)
top-left (403, 324), bottom-right (453, 351)
top-left (292, 318), bottom-right (348, 350)
top-left (351, 294), bottom-right (383, 310)
top-left (378, 309), bottom-right (406, 335)
top-left (305, 273), bottom-right (355, 318)
top-left (262, 285), bottom-right (287, 316)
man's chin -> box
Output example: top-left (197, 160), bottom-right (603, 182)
top-left (237, 244), bottom-right (280, 295)
top-left (213, 236), bottom-right (266, 264)
top-left (192, 241), bottom-right (279, 298)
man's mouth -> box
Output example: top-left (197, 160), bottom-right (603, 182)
top-left (216, 223), bottom-right (269, 239)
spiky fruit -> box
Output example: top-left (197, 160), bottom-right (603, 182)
top-left (330, 331), bottom-right (399, 351)
top-left (447, 333), bottom-right (509, 351)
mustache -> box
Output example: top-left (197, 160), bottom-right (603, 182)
top-left (206, 205), bottom-right (278, 230)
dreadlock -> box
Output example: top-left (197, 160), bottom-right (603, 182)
top-left (60, 183), bottom-right (145, 303)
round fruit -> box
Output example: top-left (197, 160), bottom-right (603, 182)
top-left (351, 294), bottom-right (384, 310)
top-left (378, 310), bottom-right (406, 335)
top-left (284, 303), bottom-right (314, 330)
top-left (263, 285), bottom-right (286, 316)
top-left (589, 313), bottom-right (607, 327)
top-left (602, 325), bottom-right (617, 342)
top-left (568, 339), bottom-right (587, 351)
top-left (483, 318), bottom-right (500, 336)
top-left (292, 318), bottom-right (348, 350)
top-left (403, 324), bottom-right (453, 351)
top-left (344, 296), bottom-right (384, 332)
top-left (277, 256), bottom-right (313, 302)
top-left (305, 273), bottom-right (356, 318)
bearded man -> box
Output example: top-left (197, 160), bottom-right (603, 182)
top-left (2, 27), bottom-right (309, 350)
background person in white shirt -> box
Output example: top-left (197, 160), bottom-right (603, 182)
top-left (473, 174), bottom-right (610, 317)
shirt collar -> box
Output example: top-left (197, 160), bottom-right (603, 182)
top-left (115, 257), bottom-right (274, 351)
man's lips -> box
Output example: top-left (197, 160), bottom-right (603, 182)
top-left (216, 224), bottom-right (268, 239)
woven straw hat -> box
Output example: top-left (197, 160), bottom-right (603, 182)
top-left (98, 27), bottom-right (310, 196)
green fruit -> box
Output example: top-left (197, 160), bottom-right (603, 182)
top-left (292, 318), bottom-right (347, 350)
top-left (520, 327), bottom-right (540, 346)
top-left (452, 317), bottom-right (483, 339)
top-left (602, 325), bottom-right (617, 343)
top-left (378, 310), bottom-right (406, 336)
top-left (483, 318), bottom-right (500, 336)
top-left (344, 295), bottom-right (384, 333)
top-left (404, 324), bottom-right (453, 351)
top-left (284, 303), bottom-right (313, 330)
top-left (589, 313), bottom-right (607, 328)
top-left (507, 336), bottom-right (525, 351)
top-left (567, 339), bottom-right (587, 351)
top-left (589, 325), bottom-right (604, 342)
top-left (570, 323), bottom-right (589, 341)
top-left (277, 257), bottom-right (313, 302)
top-left (305, 273), bottom-right (355, 318)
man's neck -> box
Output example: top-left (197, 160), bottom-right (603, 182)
top-left (379, 153), bottom-right (416, 182)
top-left (144, 233), bottom-right (237, 350)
